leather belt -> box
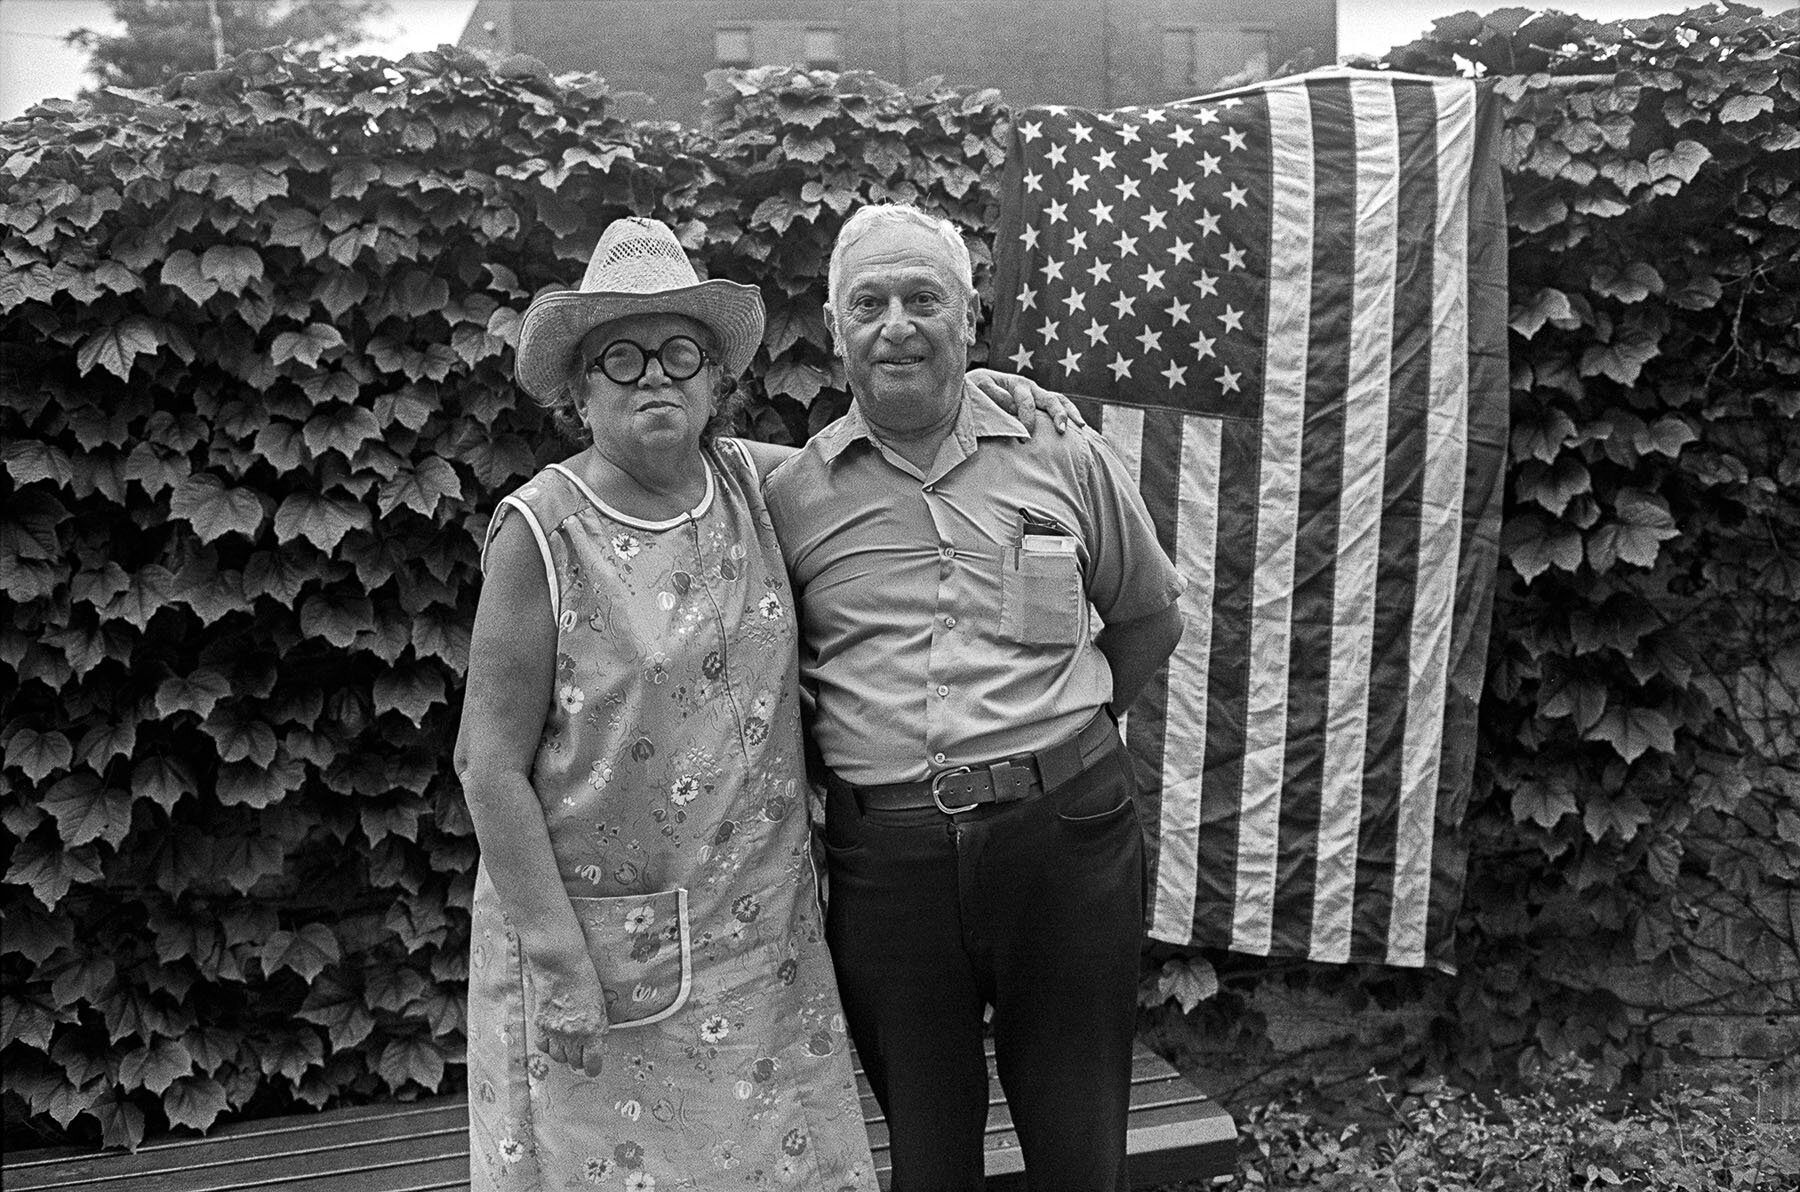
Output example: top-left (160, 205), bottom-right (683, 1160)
top-left (829, 708), bottom-right (1119, 815)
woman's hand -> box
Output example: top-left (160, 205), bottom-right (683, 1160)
top-left (532, 976), bottom-right (609, 1077)
top-left (967, 368), bottom-right (1088, 433)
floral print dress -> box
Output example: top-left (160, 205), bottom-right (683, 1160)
top-left (466, 442), bottom-right (875, 1192)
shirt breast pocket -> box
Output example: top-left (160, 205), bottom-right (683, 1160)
top-left (1000, 537), bottom-right (1085, 646)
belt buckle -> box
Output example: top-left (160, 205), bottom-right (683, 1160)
top-left (930, 766), bottom-right (978, 815)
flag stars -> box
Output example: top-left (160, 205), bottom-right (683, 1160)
top-left (1047, 199), bottom-right (1069, 224)
top-left (1038, 316), bottom-right (1061, 342)
top-left (1170, 125), bottom-right (1195, 147)
top-left (1223, 127), bottom-right (1248, 152)
top-left (1117, 176), bottom-right (1141, 201)
top-left (1222, 244), bottom-right (1247, 271)
top-left (1135, 326), bottom-right (1164, 353)
top-left (1018, 285), bottom-right (1038, 311)
top-left (1169, 238), bottom-right (1194, 265)
top-left (1085, 259), bottom-right (1113, 285)
top-left (1108, 353), bottom-right (1133, 380)
top-left (1110, 292), bottom-right (1137, 319)
top-left (1069, 122), bottom-right (1093, 143)
top-left (1023, 171), bottom-right (1044, 193)
top-left (1216, 367), bottom-right (1243, 394)
top-left (1194, 271), bottom-right (1219, 297)
top-left (1023, 225), bottom-right (1041, 250)
top-left (1048, 143), bottom-right (1068, 166)
top-left (1220, 305), bottom-right (1245, 332)
top-left (1118, 124), bottom-right (1140, 144)
top-left (1172, 178), bottom-right (1196, 204)
top-left (1198, 151), bottom-right (1222, 176)
top-left (1161, 361), bottom-right (1188, 389)
top-left (1062, 289), bottom-right (1087, 314)
top-left (1224, 183), bottom-right (1249, 208)
top-left (1084, 318), bottom-right (1110, 346)
top-left (1090, 200), bottom-right (1115, 224)
top-left (1191, 331), bottom-right (1217, 358)
top-left (1059, 347), bottom-right (1084, 374)
top-left (1040, 257), bottom-right (1065, 282)
top-left (1009, 345), bottom-right (1034, 370)
top-left (1069, 229), bottom-right (1089, 253)
top-left (1139, 265), bottom-right (1166, 291)
top-left (1019, 120), bottom-right (1044, 142)
top-left (1197, 209), bottom-right (1221, 237)
top-left (1141, 207), bottom-right (1167, 232)
top-left (1165, 299), bottom-right (1191, 325)
top-left (1094, 147), bottom-right (1117, 172)
top-left (1197, 107), bottom-right (1220, 125)
top-left (1114, 232), bottom-right (1139, 257)
top-left (1145, 148), bottom-right (1168, 174)
top-left (1067, 169), bottom-right (1091, 194)
top-left (1142, 108), bottom-right (1167, 124)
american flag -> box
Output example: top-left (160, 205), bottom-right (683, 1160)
top-left (988, 70), bottom-right (1508, 972)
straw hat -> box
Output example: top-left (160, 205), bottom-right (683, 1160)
top-left (514, 217), bottom-right (764, 403)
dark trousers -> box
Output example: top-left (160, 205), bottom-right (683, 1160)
top-left (824, 744), bottom-right (1145, 1192)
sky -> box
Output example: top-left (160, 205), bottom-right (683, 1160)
top-left (1, 0), bottom-right (1791, 120)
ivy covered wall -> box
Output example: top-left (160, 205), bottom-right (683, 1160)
top-left (2, 3), bottom-right (1795, 1150)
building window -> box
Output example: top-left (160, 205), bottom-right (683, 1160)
top-left (1163, 26), bottom-right (1274, 98)
top-left (716, 26), bottom-right (752, 69)
top-left (714, 21), bottom-right (842, 70)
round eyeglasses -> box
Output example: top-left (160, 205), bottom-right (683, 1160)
top-left (587, 335), bottom-right (710, 384)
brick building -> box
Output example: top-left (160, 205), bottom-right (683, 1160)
top-left (457, 0), bottom-right (1337, 125)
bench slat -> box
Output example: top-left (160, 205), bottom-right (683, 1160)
top-left (4, 1042), bottom-right (1233, 1191)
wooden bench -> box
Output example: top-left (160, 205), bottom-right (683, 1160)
top-left (4, 1040), bottom-right (1233, 1190)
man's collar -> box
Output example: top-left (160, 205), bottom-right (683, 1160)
top-left (814, 380), bottom-right (1031, 464)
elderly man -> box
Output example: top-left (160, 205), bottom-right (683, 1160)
top-left (762, 204), bottom-right (1186, 1191)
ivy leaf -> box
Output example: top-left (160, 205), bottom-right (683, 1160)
top-left (1579, 322), bottom-right (1660, 385)
top-left (301, 590), bottom-right (375, 648)
top-left (373, 385), bottom-right (435, 431)
top-left (374, 1035), bottom-right (445, 1092)
top-left (216, 754), bottom-right (305, 810)
top-left (204, 708), bottom-right (278, 767)
top-left (1537, 668), bottom-right (1607, 732)
top-left (162, 1075), bottom-right (229, 1132)
top-left (6, 839), bottom-right (104, 909)
top-left (271, 323), bottom-right (345, 368)
top-left (156, 668), bottom-right (232, 719)
top-left (1587, 705), bottom-right (1676, 763)
top-left (297, 974), bottom-right (375, 1050)
top-left (1718, 93), bottom-right (1773, 123)
top-left (5, 727), bottom-right (72, 781)
top-left (259, 1028), bottom-right (325, 1082)
top-left (89, 1091), bottom-right (147, 1151)
top-left (1510, 407), bottom-right (1576, 464)
top-left (3, 990), bottom-right (68, 1049)
top-left (4, 440), bottom-right (75, 488)
top-left (214, 828), bottom-right (287, 889)
top-left (168, 474), bottom-right (268, 542)
top-left (1581, 790), bottom-right (1654, 843)
top-left (273, 491), bottom-right (370, 551)
top-left (124, 443), bottom-right (190, 496)
top-left (42, 774), bottom-right (134, 848)
top-left (1509, 287), bottom-right (1581, 338)
top-left (159, 249), bottom-right (219, 304)
top-left (365, 964), bottom-right (427, 1013)
top-left (201, 244), bottom-right (263, 295)
top-left (1138, 954), bottom-right (1218, 1014)
top-left (1587, 490), bottom-right (1679, 572)
top-left (377, 456), bottom-right (463, 518)
top-left (1502, 511), bottom-right (1583, 583)
top-left (132, 756), bottom-right (197, 813)
top-left (763, 358), bottom-right (829, 404)
top-left (1589, 262), bottom-right (1663, 304)
top-left (1646, 139), bottom-right (1710, 184)
top-left (119, 1036), bottom-right (195, 1095)
top-left (1636, 416), bottom-right (1696, 458)
top-left (76, 315), bottom-right (161, 380)
top-left (260, 923), bottom-right (341, 982)
top-left (460, 433), bottom-right (536, 488)
top-left (1512, 779), bottom-right (1579, 830)
top-left (372, 665), bottom-right (446, 725)
top-left (301, 404), bottom-right (380, 460)
top-left (243, 544), bottom-right (317, 604)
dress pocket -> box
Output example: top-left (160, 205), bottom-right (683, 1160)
top-left (1000, 538), bottom-right (1084, 646)
top-left (568, 888), bottom-right (692, 1028)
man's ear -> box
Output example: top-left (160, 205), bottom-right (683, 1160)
top-left (961, 293), bottom-right (979, 345)
top-left (822, 303), bottom-right (842, 356)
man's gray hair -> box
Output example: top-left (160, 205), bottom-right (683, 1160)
top-left (826, 204), bottom-right (975, 310)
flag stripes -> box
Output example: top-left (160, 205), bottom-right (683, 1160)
top-left (988, 70), bottom-right (1507, 972)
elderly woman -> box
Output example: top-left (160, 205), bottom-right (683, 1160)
top-left (454, 217), bottom-right (1068, 1190)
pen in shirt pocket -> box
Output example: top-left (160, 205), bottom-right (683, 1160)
top-left (1015, 507), bottom-right (1075, 566)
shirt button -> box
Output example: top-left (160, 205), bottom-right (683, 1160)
top-left (936, 685), bottom-right (949, 697)
top-left (923, 484), bottom-right (934, 493)
top-left (933, 752), bottom-right (947, 764)
top-left (940, 546), bottom-right (955, 560)
top-left (944, 615), bottom-right (957, 628)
